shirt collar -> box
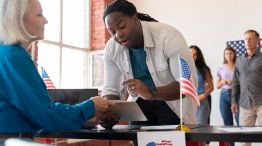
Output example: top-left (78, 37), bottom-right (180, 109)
top-left (140, 21), bottom-right (155, 48)
top-left (245, 49), bottom-right (260, 57)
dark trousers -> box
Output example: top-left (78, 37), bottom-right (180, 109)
top-left (131, 97), bottom-right (180, 126)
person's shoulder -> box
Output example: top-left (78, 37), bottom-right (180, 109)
top-left (105, 38), bottom-right (123, 49)
top-left (142, 21), bottom-right (179, 33)
top-left (217, 65), bottom-right (224, 71)
top-left (217, 65), bottom-right (226, 73)
top-left (104, 38), bottom-right (126, 54)
top-left (0, 44), bottom-right (15, 56)
top-left (0, 44), bottom-right (26, 59)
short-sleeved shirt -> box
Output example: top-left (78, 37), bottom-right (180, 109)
top-left (217, 65), bottom-right (234, 89)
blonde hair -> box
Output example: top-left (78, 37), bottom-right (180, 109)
top-left (0, 0), bottom-right (35, 45)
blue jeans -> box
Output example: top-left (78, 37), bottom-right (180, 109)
top-left (220, 89), bottom-right (240, 146)
top-left (196, 97), bottom-right (210, 124)
top-left (220, 89), bottom-right (239, 126)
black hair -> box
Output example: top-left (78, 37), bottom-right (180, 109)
top-left (189, 45), bottom-right (212, 79)
top-left (103, 0), bottom-right (158, 23)
top-left (244, 30), bottom-right (260, 38)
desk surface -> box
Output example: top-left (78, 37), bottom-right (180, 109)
top-left (36, 125), bottom-right (262, 142)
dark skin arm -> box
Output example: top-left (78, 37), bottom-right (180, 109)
top-left (126, 79), bottom-right (180, 101)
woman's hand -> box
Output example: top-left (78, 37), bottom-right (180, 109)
top-left (198, 93), bottom-right (206, 101)
top-left (91, 96), bottom-right (119, 114)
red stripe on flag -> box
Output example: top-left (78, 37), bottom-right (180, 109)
top-left (179, 58), bottom-right (200, 107)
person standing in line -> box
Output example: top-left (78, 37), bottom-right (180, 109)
top-left (189, 45), bottom-right (213, 146)
top-left (231, 30), bottom-right (262, 146)
top-left (189, 45), bottom-right (214, 124)
top-left (0, 0), bottom-right (118, 136)
top-left (217, 47), bottom-right (239, 146)
top-left (101, 0), bottom-right (198, 126)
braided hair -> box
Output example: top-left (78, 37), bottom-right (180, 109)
top-left (103, 0), bottom-right (158, 22)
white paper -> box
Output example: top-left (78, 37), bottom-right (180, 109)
top-left (217, 127), bottom-right (262, 133)
top-left (141, 125), bottom-right (179, 130)
top-left (137, 131), bottom-right (185, 146)
top-left (113, 100), bottom-right (147, 121)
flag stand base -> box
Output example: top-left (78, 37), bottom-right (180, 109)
top-left (175, 124), bottom-right (191, 131)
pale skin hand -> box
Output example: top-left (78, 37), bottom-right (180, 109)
top-left (231, 103), bottom-right (238, 116)
top-left (198, 93), bottom-right (206, 101)
top-left (217, 79), bottom-right (232, 89)
top-left (91, 96), bottom-right (119, 114)
top-left (199, 72), bottom-right (214, 102)
top-left (225, 80), bottom-right (232, 85)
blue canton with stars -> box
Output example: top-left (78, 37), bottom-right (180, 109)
top-left (180, 58), bottom-right (191, 79)
top-left (226, 40), bottom-right (245, 57)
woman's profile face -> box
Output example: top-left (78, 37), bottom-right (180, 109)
top-left (23, 0), bottom-right (48, 41)
top-left (190, 48), bottom-right (198, 61)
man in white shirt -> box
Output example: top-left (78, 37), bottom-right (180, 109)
top-left (101, 0), bottom-right (198, 125)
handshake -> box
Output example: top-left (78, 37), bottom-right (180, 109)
top-left (90, 96), bottom-right (120, 129)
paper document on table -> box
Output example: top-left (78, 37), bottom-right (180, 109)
top-left (113, 100), bottom-right (147, 121)
top-left (217, 127), bottom-right (262, 133)
top-left (141, 125), bottom-right (179, 130)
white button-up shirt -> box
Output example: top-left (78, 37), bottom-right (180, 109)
top-left (101, 21), bottom-right (198, 124)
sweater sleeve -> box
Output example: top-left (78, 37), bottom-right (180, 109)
top-left (0, 49), bottom-right (95, 132)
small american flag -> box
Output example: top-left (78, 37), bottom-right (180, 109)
top-left (178, 58), bottom-right (200, 107)
top-left (41, 67), bottom-right (55, 89)
top-left (226, 38), bottom-right (262, 56)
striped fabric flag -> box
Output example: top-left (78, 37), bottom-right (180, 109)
top-left (178, 58), bottom-right (200, 107)
top-left (41, 67), bottom-right (55, 89)
top-left (226, 38), bottom-right (262, 56)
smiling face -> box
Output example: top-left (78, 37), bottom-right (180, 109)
top-left (23, 0), bottom-right (48, 41)
top-left (104, 12), bottom-right (143, 49)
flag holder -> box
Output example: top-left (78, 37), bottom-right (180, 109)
top-left (175, 124), bottom-right (190, 131)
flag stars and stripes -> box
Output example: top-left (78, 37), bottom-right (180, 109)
top-left (41, 67), bottom-right (55, 89)
top-left (179, 58), bottom-right (200, 106)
